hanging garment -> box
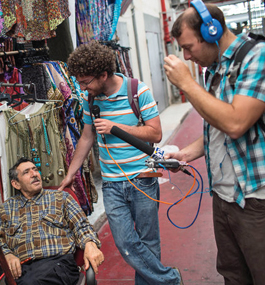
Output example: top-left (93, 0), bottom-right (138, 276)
top-left (21, 65), bottom-right (52, 100)
top-left (3, 103), bottom-right (66, 198)
top-left (76, 0), bottom-right (122, 44)
top-left (106, 0), bottom-right (123, 41)
top-left (0, 1), bottom-right (8, 40)
top-left (0, 38), bottom-right (16, 75)
top-left (0, 68), bottom-right (29, 111)
top-left (75, 0), bottom-right (95, 45)
top-left (0, 103), bottom-right (44, 201)
top-left (42, 62), bottom-right (92, 213)
top-left (0, 0), bottom-right (71, 43)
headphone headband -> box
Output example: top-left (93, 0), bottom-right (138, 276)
top-left (191, 0), bottom-right (223, 43)
top-left (191, 0), bottom-right (213, 26)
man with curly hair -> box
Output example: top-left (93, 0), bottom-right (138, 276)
top-left (59, 41), bottom-right (183, 285)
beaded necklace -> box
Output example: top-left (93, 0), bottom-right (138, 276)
top-left (26, 119), bottom-right (41, 174)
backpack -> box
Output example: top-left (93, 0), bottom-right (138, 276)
top-left (127, 77), bottom-right (145, 126)
top-left (205, 32), bottom-right (265, 143)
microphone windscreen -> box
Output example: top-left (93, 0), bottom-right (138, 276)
top-left (110, 126), bottom-right (154, 156)
top-left (91, 105), bottom-right (100, 118)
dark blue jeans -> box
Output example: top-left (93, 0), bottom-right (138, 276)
top-left (102, 177), bottom-right (180, 285)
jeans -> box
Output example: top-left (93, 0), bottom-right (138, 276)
top-left (102, 177), bottom-right (181, 285)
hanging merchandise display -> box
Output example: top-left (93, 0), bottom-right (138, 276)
top-left (106, 0), bottom-right (123, 41)
top-left (101, 41), bottom-right (133, 78)
top-left (0, 46), bottom-right (97, 214)
top-left (0, 0), bottom-right (133, 215)
top-left (76, 0), bottom-right (122, 45)
top-left (0, 0), bottom-right (71, 43)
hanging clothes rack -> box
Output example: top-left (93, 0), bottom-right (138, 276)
top-left (8, 104), bottom-right (63, 126)
top-left (0, 47), bottom-right (49, 57)
top-left (0, 82), bottom-right (63, 125)
top-left (0, 83), bottom-right (31, 88)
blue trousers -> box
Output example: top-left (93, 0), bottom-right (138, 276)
top-left (102, 177), bottom-right (181, 285)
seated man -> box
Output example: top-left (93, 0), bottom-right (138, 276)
top-left (0, 157), bottom-right (104, 285)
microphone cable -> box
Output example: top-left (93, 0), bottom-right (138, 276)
top-left (104, 143), bottom-right (197, 206)
top-left (166, 165), bottom-right (204, 229)
top-left (100, 133), bottom-right (206, 228)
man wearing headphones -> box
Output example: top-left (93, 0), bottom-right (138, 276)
top-left (164, 1), bottom-right (265, 284)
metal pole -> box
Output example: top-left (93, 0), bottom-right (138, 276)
top-left (247, 0), bottom-right (253, 32)
top-left (131, 2), bottom-right (143, 81)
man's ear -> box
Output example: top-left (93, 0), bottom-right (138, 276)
top-left (11, 180), bottom-right (21, 190)
top-left (101, 71), bottom-right (108, 80)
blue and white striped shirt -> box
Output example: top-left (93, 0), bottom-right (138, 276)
top-left (83, 73), bottom-right (159, 181)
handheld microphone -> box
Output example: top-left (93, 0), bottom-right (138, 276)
top-left (91, 105), bottom-right (106, 144)
top-left (110, 125), bottom-right (164, 160)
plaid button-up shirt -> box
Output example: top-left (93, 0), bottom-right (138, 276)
top-left (204, 33), bottom-right (265, 208)
top-left (0, 189), bottom-right (100, 262)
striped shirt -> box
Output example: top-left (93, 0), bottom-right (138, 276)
top-left (82, 73), bottom-right (159, 181)
top-left (0, 189), bottom-right (100, 262)
top-left (204, 33), bottom-right (265, 208)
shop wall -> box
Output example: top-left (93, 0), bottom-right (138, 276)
top-left (117, 0), bottom-right (172, 112)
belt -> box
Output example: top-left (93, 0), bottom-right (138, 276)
top-left (137, 172), bottom-right (163, 178)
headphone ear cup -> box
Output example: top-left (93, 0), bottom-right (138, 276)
top-left (200, 19), bottom-right (223, 43)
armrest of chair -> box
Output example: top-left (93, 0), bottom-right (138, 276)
top-left (86, 265), bottom-right (96, 285)
top-left (75, 247), bottom-right (97, 285)
top-left (0, 247), bottom-right (16, 285)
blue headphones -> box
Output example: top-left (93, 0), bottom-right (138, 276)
top-left (191, 0), bottom-right (223, 43)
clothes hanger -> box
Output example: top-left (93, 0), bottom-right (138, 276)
top-left (4, 83), bottom-right (63, 125)
top-left (8, 101), bottom-right (63, 126)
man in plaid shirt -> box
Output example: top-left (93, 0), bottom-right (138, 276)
top-left (0, 157), bottom-right (104, 284)
top-left (164, 1), bottom-right (265, 285)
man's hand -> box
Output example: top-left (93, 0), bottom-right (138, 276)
top-left (84, 241), bottom-right (104, 274)
top-left (58, 175), bottom-right (75, 191)
top-left (94, 118), bottom-right (114, 135)
top-left (5, 253), bottom-right (22, 279)
top-left (164, 54), bottom-right (193, 91)
top-left (164, 152), bottom-right (186, 173)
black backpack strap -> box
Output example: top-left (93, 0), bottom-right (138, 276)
top-left (228, 40), bottom-right (256, 89)
top-left (88, 95), bottom-right (96, 132)
top-left (229, 33), bottom-right (265, 89)
top-left (204, 69), bottom-right (210, 86)
top-left (228, 33), bottom-right (265, 143)
top-left (127, 77), bottom-right (144, 126)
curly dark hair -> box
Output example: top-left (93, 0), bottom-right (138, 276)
top-left (67, 40), bottom-right (116, 78)
top-left (171, 4), bottom-right (227, 43)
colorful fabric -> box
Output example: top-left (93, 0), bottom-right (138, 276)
top-left (0, 0), bottom-right (70, 43)
top-left (107, 0), bottom-right (123, 40)
top-left (0, 188), bottom-right (100, 262)
top-left (204, 33), bottom-right (265, 208)
top-left (76, 0), bottom-right (122, 44)
top-left (82, 73), bottom-right (159, 181)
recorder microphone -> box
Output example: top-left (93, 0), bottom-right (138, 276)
top-left (91, 105), bottom-right (106, 144)
top-left (110, 126), bottom-right (164, 160)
